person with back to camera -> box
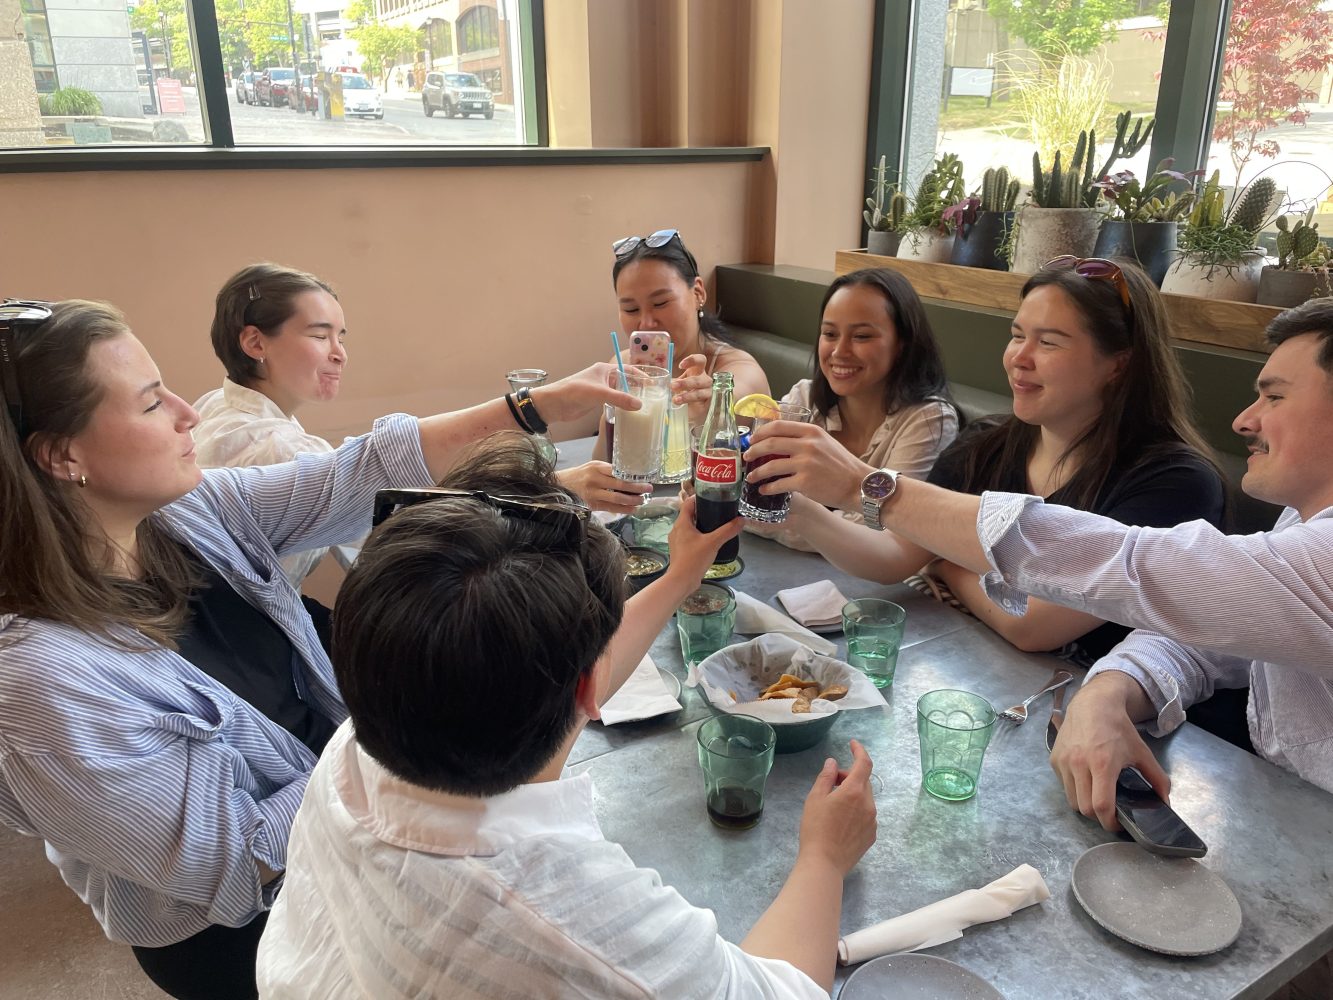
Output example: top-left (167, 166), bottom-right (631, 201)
top-left (595, 228), bottom-right (772, 461)
top-left (750, 267), bottom-right (959, 551)
top-left (747, 257), bottom-right (1228, 670)
top-left (0, 298), bottom-right (641, 1000)
top-left (255, 433), bottom-right (877, 999)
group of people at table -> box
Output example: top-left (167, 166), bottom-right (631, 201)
top-left (0, 228), bottom-right (1329, 999)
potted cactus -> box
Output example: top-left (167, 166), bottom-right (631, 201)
top-left (1257, 209), bottom-right (1333, 307)
top-left (949, 166), bottom-right (1021, 270)
top-left (864, 155), bottom-right (908, 257)
top-left (899, 153), bottom-right (966, 263)
top-left (1011, 112), bottom-right (1154, 273)
top-left (1162, 171), bottom-right (1276, 302)
top-left (1091, 158), bottom-right (1200, 287)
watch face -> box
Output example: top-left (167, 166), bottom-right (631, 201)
top-left (863, 471), bottom-right (895, 500)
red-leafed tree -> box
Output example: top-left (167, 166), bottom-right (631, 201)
top-left (1213, 0), bottom-right (1333, 182)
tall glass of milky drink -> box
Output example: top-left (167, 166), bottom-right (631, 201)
top-left (610, 365), bottom-right (670, 482)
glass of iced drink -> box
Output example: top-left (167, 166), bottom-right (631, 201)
top-left (739, 402), bottom-right (813, 522)
top-left (609, 365), bottom-right (670, 482)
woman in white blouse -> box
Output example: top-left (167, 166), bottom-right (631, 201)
top-left (194, 263), bottom-right (355, 588)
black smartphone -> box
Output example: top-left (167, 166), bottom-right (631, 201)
top-left (1115, 767), bottom-right (1208, 858)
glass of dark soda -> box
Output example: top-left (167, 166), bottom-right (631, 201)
top-left (696, 715), bottom-right (776, 830)
top-left (739, 403), bottom-right (813, 523)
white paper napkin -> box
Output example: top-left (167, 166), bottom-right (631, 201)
top-left (837, 864), bottom-right (1051, 965)
top-left (733, 591), bottom-right (837, 655)
top-left (776, 580), bottom-right (849, 628)
top-left (599, 655), bottom-right (682, 725)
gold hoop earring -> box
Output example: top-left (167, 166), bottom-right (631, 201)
top-left (68, 470), bottom-right (87, 488)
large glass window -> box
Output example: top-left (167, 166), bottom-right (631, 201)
top-left (21, 0), bottom-right (58, 94)
top-left (1202, 0), bottom-right (1333, 234)
top-left (902, 0), bottom-right (1169, 197)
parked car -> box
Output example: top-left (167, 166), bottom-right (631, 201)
top-left (234, 71), bottom-right (259, 105)
top-left (256, 67), bottom-right (295, 107)
top-left (337, 73), bottom-right (383, 119)
top-left (421, 71), bottom-right (494, 119)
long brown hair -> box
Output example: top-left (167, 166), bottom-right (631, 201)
top-left (210, 263), bottom-right (336, 387)
top-left (0, 301), bottom-right (197, 648)
top-left (956, 261), bottom-right (1222, 509)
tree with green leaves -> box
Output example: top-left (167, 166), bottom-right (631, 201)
top-left (987, 0), bottom-right (1139, 60)
top-left (130, 0), bottom-right (193, 75)
top-left (351, 23), bottom-right (420, 84)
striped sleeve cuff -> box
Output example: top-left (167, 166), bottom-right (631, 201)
top-left (977, 491), bottom-right (1045, 616)
top-left (370, 413), bottom-right (436, 489)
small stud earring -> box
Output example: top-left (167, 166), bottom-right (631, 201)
top-left (697, 308), bottom-right (704, 321)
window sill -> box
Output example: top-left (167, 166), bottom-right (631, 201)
top-left (0, 144), bottom-right (768, 174)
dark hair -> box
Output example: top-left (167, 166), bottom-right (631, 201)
top-left (955, 260), bottom-right (1222, 510)
top-left (0, 301), bottom-right (198, 648)
top-left (610, 231), bottom-right (734, 346)
top-left (809, 268), bottom-right (956, 422)
top-left (332, 433), bottom-right (627, 796)
top-left (210, 263), bottom-right (336, 386)
top-left (1266, 297), bottom-right (1333, 372)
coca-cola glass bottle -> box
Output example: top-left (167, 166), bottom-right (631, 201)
top-left (693, 372), bottom-right (741, 566)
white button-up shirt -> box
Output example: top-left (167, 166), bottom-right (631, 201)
top-left (257, 723), bottom-right (825, 999)
top-left (976, 492), bottom-right (1333, 792)
top-left (193, 379), bottom-right (360, 586)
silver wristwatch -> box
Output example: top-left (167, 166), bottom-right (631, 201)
top-left (859, 468), bottom-right (900, 531)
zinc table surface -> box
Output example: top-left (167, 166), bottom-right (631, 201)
top-left (557, 436), bottom-right (1333, 999)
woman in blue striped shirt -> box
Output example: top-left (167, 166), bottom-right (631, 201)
top-left (0, 299), bottom-right (636, 1000)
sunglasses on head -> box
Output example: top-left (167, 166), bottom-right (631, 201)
top-left (0, 300), bottom-right (55, 439)
top-left (372, 486), bottom-right (591, 544)
top-left (612, 229), bottom-right (682, 259)
top-left (1043, 256), bottom-right (1132, 313)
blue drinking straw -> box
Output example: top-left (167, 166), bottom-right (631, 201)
top-left (667, 340), bottom-right (675, 380)
top-left (610, 331), bottom-right (629, 391)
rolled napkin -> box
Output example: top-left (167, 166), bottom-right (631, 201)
top-left (733, 591), bottom-right (837, 656)
top-left (837, 864), bottom-right (1051, 965)
top-left (776, 580), bottom-right (849, 628)
top-left (600, 655), bottom-right (682, 725)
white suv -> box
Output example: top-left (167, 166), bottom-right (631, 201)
top-left (422, 71), bottom-right (494, 119)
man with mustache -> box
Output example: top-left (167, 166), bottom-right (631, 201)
top-left (745, 297), bottom-right (1333, 828)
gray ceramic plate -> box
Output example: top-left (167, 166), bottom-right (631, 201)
top-left (1071, 842), bottom-right (1242, 956)
top-left (839, 953), bottom-right (1004, 1000)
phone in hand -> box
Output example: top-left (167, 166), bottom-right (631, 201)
top-left (1115, 767), bottom-right (1207, 858)
top-left (630, 331), bottom-right (672, 371)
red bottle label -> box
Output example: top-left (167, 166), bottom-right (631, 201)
top-left (695, 453), bottom-right (739, 485)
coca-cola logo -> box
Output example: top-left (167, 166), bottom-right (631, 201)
top-left (695, 453), bottom-right (739, 485)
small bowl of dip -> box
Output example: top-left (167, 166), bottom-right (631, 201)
top-left (624, 546), bottom-right (669, 593)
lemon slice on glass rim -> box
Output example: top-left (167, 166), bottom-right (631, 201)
top-left (733, 393), bottom-right (781, 421)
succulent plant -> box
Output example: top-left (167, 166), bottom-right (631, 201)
top-left (1093, 158), bottom-right (1201, 222)
top-left (864, 155), bottom-right (910, 233)
top-left (1031, 111), bottom-right (1154, 209)
top-left (1275, 209), bottom-right (1330, 271)
top-left (1228, 177), bottom-right (1278, 235)
top-left (905, 153), bottom-right (967, 234)
top-left (980, 167), bottom-right (1020, 212)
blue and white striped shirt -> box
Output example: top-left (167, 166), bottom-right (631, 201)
top-left (0, 414), bottom-right (433, 947)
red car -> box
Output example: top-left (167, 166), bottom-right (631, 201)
top-left (256, 67), bottom-right (295, 107)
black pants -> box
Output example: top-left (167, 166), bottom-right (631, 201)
top-left (131, 913), bottom-right (268, 1000)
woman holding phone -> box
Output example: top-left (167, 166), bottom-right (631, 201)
top-left (748, 258), bottom-right (1227, 666)
top-left (0, 297), bottom-right (637, 999)
top-left (594, 229), bottom-right (771, 462)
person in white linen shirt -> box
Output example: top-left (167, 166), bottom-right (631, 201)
top-left (194, 264), bottom-right (358, 588)
top-left (257, 437), bottom-right (878, 1000)
top-left (741, 297), bottom-right (1333, 825)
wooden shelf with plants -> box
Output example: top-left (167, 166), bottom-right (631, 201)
top-left (833, 250), bottom-right (1283, 356)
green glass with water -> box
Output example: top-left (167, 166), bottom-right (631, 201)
top-left (677, 583), bottom-right (737, 668)
top-left (842, 598), bottom-right (906, 688)
top-left (916, 689), bottom-right (997, 801)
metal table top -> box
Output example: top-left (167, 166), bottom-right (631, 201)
top-left (557, 437), bottom-right (1333, 998)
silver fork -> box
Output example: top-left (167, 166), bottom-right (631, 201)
top-left (999, 671), bottom-right (1073, 724)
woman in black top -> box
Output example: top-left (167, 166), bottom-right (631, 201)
top-left (753, 258), bottom-right (1225, 665)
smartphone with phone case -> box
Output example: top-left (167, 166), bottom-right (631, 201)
top-left (630, 331), bottom-right (671, 371)
top-left (1115, 767), bottom-right (1207, 858)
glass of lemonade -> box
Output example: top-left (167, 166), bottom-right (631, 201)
top-left (658, 399), bottom-right (692, 483)
top-left (610, 365), bottom-right (670, 482)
